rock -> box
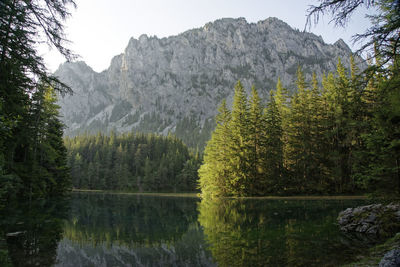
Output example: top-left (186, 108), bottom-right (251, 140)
top-left (55, 17), bottom-right (365, 149)
top-left (6, 231), bottom-right (25, 237)
top-left (338, 203), bottom-right (400, 237)
top-left (396, 210), bottom-right (400, 220)
top-left (357, 223), bottom-right (370, 233)
top-left (365, 225), bottom-right (379, 235)
top-left (379, 249), bottom-right (400, 267)
top-left (365, 213), bottom-right (377, 223)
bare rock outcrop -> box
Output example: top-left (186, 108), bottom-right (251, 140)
top-left (56, 17), bottom-right (365, 148)
top-left (338, 203), bottom-right (400, 237)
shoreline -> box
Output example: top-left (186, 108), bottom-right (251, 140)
top-left (71, 189), bottom-right (368, 200)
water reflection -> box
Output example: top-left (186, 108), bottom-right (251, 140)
top-left (56, 193), bottom-right (213, 266)
top-left (0, 198), bottom-right (69, 267)
top-left (198, 198), bottom-right (371, 267)
top-left (0, 194), bottom-right (373, 266)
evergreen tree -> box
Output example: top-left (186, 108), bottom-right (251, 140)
top-left (0, 0), bottom-right (75, 200)
top-left (307, 0), bottom-right (399, 69)
top-left (227, 81), bottom-right (250, 196)
top-left (38, 87), bottom-right (70, 195)
top-left (275, 79), bottom-right (290, 167)
top-left (264, 90), bottom-right (283, 193)
top-left (307, 73), bottom-right (327, 192)
top-left (198, 99), bottom-right (232, 198)
top-left (325, 59), bottom-right (355, 192)
top-left (286, 67), bottom-right (313, 192)
top-left (65, 132), bottom-right (198, 193)
top-left (247, 86), bottom-right (267, 195)
top-left (353, 57), bottom-right (400, 196)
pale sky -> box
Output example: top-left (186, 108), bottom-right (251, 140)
top-left (41, 0), bottom-right (373, 73)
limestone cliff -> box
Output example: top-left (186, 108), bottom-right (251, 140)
top-left (56, 17), bottom-right (363, 148)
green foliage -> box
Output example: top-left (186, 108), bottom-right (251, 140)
top-left (175, 116), bottom-right (214, 150)
top-left (198, 100), bottom-right (232, 198)
top-left (263, 90), bottom-right (284, 193)
top-left (351, 58), bottom-right (400, 197)
top-left (200, 55), bottom-right (399, 197)
top-left (0, 0), bottom-right (74, 202)
top-left (227, 81), bottom-right (251, 196)
top-left (0, 85), bottom-right (70, 200)
top-left (247, 86), bottom-right (267, 194)
top-left (65, 132), bottom-right (201, 192)
top-left (307, 0), bottom-right (400, 69)
top-left (0, 156), bottom-right (21, 204)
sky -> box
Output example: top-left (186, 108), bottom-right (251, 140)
top-left (41, 0), bottom-right (374, 73)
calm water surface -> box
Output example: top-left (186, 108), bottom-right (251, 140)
top-left (0, 193), bottom-right (374, 266)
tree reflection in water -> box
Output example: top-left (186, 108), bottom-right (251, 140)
top-left (0, 198), bottom-right (69, 267)
top-left (0, 194), bottom-right (373, 267)
top-left (56, 193), bottom-right (214, 266)
top-left (198, 198), bottom-right (372, 267)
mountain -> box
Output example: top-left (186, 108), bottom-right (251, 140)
top-left (56, 17), bottom-right (363, 149)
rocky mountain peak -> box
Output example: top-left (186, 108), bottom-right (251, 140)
top-left (204, 17), bottom-right (247, 30)
top-left (58, 60), bottom-right (94, 74)
top-left (258, 17), bottom-right (293, 29)
top-left (334, 38), bottom-right (352, 52)
top-left (56, 17), bottom-right (365, 148)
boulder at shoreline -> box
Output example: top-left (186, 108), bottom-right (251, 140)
top-left (338, 203), bottom-right (400, 237)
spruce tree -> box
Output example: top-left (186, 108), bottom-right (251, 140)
top-left (227, 81), bottom-right (250, 196)
top-left (274, 77), bottom-right (290, 177)
top-left (286, 67), bottom-right (313, 192)
top-left (0, 0), bottom-right (75, 199)
top-left (248, 86), bottom-right (267, 195)
top-left (264, 90), bottom-right (283, 193)
top-left (198, 99), bottom-right (232, 198)
top-left (308, 73), bottom-right (331, 192)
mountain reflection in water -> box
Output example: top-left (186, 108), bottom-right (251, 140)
top-left (0, 193), bottom-right (372, 266)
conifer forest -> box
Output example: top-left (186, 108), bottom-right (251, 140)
top-left (199, 59), bottom-right (400, 197)
top-left (0, 0), bottom-right (398, 199)
top-left (1, 0), bottom-right (400, 266)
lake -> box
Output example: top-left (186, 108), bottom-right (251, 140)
top-left (0, 193), bottom-right (375, 266)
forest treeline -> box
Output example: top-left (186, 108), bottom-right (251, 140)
top-left (0, 85), bottom-right (69, 201)
top-left (64, 133), bottom-right (201, 192)
top-left (199, 57), bottom-right (400, 198)
top-left (0, 0), bottom-right (75, 202)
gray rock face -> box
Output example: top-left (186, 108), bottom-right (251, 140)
top-left (338, 204), bottom-right (400, 237)
top-left (56, 17), bottom-right (364, 146)
top-left (379, 249), bottom-right (400, 267)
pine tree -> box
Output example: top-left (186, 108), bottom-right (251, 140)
top-left (198, 99), bottom-right (232, 198)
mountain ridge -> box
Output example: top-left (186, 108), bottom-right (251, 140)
top-left (56, 17), bottom-right (364, 148)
